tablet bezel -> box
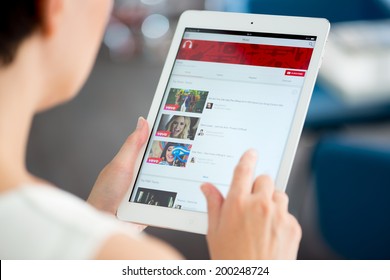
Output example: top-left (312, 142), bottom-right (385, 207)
top-left (117, 10), bottom-right (330, 234)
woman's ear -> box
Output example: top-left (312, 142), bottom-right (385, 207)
top-left (37, 0), bottom-right (64, 37)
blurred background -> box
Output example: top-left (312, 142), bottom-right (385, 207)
top-left (27, 0), bottom-right (390, 259)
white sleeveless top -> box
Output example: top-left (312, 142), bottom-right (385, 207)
top-left (0, 185), bottom-right (139, 259)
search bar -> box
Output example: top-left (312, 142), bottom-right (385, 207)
top-left (185, 32), bottom-right (316, 48)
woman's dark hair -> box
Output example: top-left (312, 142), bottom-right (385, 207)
top-left (0, 1), bottom-right (41, 66)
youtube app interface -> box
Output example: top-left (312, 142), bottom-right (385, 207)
top-left (130, 28), bottom-right (316, 212)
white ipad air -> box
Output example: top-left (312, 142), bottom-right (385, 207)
top-left (117, 11), bottom-right (330, 234)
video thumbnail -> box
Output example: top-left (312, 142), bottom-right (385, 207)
top-left (134, 187), bottom-right (177, 208)
top-left (164, 88), bottom-right (209, 113)
top-left (147, 141), bottom-right (192, 167)
top-left (156, 114), bottom-right (200, 140)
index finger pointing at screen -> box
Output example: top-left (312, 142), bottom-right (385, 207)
top-left (227, 149), bottom-right (258, 198)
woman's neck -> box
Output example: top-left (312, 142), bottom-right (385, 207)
top-left (0, 39), bottom-right (45, 192)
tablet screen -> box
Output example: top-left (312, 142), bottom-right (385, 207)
top-left (129, 28), bottom-right (316, 212)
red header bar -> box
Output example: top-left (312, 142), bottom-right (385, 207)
top-left (177, 39), bottom-right (313, 70)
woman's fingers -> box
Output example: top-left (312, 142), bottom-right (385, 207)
top-left (272, 191), bottom-right (289, 212)
top-left (201, 183), bottom-right (224, 233)
top-left (228, 149), bottom-right (258, 198)
top-left (252, 174), bottom-right (274, 201)
top-left (205, 149), bottom-right (302, 259)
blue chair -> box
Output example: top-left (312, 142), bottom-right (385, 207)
top-left (305, 84), bottom-right (390, 129)
top-left (312, 136), bottom-right (390, 259)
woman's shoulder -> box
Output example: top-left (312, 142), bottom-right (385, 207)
top-left (0, 184), bottom-right (138, 259)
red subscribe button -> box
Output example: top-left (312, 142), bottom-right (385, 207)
top-left (285, 70), bottom-right (306, 77)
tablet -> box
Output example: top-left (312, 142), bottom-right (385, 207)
top-left (117, 11), bottom-right (330, 234)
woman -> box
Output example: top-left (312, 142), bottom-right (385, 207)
top-left (159, 143), bottom-right (176, 166)
top-left (166, 115), bottom-right (191, 139)
top-left (159, 142), bottom-right (189, 167)
top-left (0, 0), bottom-right (301, 259)
top-left (180, 95), bottom-right (189, 112)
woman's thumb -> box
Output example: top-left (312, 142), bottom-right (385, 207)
top-left (112, 117), bottom-right (149, 167)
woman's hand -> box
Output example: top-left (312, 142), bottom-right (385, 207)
top-left (88, 117), bottom-right (148, 218)
top-left (202, 150), bottom-right (302, 259)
